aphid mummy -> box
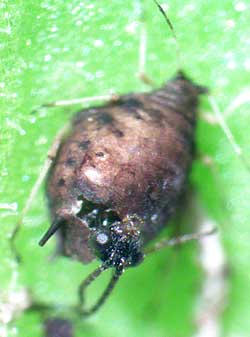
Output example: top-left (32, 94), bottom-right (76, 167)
top-left (44, 72), bottom-right (206, 255)
top-left (13, 0), bottom-right (239, 317)
top-left (40, 71), bottom-right (207, 314)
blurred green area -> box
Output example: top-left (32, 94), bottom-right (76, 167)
top-left (1, 0), bottom-right (250, 336)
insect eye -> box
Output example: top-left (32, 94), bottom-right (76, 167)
top-left (96, 232), bottom-right (109, 245)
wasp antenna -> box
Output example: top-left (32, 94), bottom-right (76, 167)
top-left (153, 0), bottom-right (182, 70)
top-left (145, 227), bottom-right (217, 254)
top-left (153, 0), bottom-right (176, 37)
top-left (78, 264), bottom-right (123, 316)
top-left (39, 218), bottom-right (64, 246)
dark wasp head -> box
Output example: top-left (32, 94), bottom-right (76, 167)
top-left (78, 201), bottom-right (144, 270)
top-left (74, 203), bottom-right (145, 316)
top-left (90, 219), bottom-right (144, 270)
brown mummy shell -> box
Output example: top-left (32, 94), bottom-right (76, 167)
top-left (45, 71), bottom-right (206, 263)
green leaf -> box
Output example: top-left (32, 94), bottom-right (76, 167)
top-left (1, 1), bottom-right (250, 336)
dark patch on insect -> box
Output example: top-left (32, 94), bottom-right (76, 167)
top-left (65, 157), bottom-right (76, 167)
top-left (120, 97), bottom-right (145, 120)
top-left (96, 111), bottom-right (114, 125)
top-left (95, 151), bottom-right (104, 157)
top-left (78, 140), bottom-right (91, 150)
top-left (149, 108), bottom-right (165, 123)
top-left (112, 128), bottom-right (124, 137)
top-left (57, 178), bottom-right (65, 187)
top-left (94, 112), bottom-right (125, 137)
top-left (44, 318), bottom-right (73, 337)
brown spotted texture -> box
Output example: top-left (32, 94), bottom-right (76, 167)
top-left (46, 72), bottom-right (206, 263)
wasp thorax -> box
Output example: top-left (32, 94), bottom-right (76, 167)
top-left (90, 220), bottom-right (144, 270)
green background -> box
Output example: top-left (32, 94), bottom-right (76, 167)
top-left (1, 0), bottom-right (250, 336)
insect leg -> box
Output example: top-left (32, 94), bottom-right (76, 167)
top-left (137, 2), bottom-right (155, 86)
top-left (10, 122), bottom-right (70, 261)
top-left (32, 94), bottom-right (120, 113)
top-left (145, 227), bottom-right (216, 254)
top-left (206, 95), bottom-right (250, 173)
top-left (224, 88), bottom-right (250, 119)
top-left (77, 263), bottom-right (122, 316)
